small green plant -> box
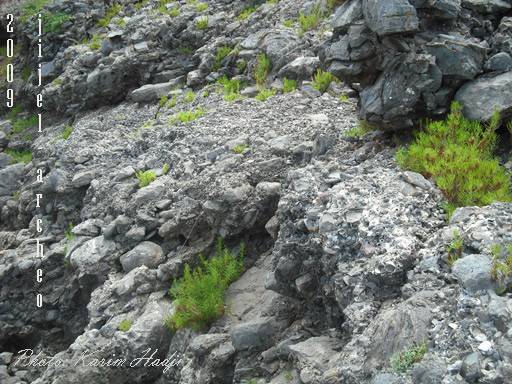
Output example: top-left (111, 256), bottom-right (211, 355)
top-left (217, 76), bottom-right (242, 101)
top-left (298, 5), bottom-right (322, 35)
top-left (21, 66), bottom-right (31, 81)
top-left (136, 170), bottom-right (157, 188)
top-left (65, 223), bottom-right (75, 241)
top-left (213, 46), bottom-right (232, 71)
top-left (283, 78), bottom-right (297, 93)
top-left (167, 94), bottom-right (178, 108)
top-left (178, 46), bottom-right (194, 55)
top-left (61, 125), bottom-right (73, 140)
top-left (447, 229), bottom-right (463, 266)
top-left (390, 343), bottom-right (427, 373)
top-left (169, 108), bottom-right (205, 124)
top-left (98, 4), bottom-right (123, 27)
top-left (41, 11), bottom-right (71, 33)
top-left (85, 34), bottom-right (102, 50)
top-left (168, 7), bottom-right (180, 17)
top-left (490, 244), bottom-right (512, 293)
top-left (396, 102), bottom-right (512, 217)
top-left (254, 53), bottom-right (272, 86)
top-left (236, 59), bottom-right (247, 73)
top-left (344, 122), bottom-right (374, 138)
top-left (233, 144), bottom-right (249, 154)
top-left (6, 105), bottom-right (23, 120)
top-left (12, 115), bottom-right (39, 134)
top-left (159, 95), bottom-right (169, 108)
top-left (195, 2), bottom-right (208, 12)
top-left (184, 90), bottom-right (196, 103)
top-left (4, 149), bottom-right (33, 164)
top-left (118, 319), bottom-right (133, 332)
top-left (339, 94), bottom-right (349, 103)
top-left (283, 19), bottom-right (294, 28)
top-left (312, 69), bottom-right (337, 93)
top-left (255, 88), bottom-right (276, 101)
top-left (165, 238), bottom-right (245, 331)
top-left (195, 16), bottom-right (209, 30)
top-left (238, 6), bottom-right (257, 20)
top-left (162, 163), bottom-right (170, 175)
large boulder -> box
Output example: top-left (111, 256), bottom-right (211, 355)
top-left (362, 0), bottom-right (419, 36)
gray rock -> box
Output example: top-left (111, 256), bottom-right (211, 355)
top-left (363, 0), bottom-right (419, 36)
top-left (71, 169), bottom-right (96, 188)
top-left (411, 355), bottom-right (446, 384)
top-left (278, 56), bottom-right (320, 80)
top-left (485, 52), bottom-right (512, 72)
top-left (462, 0), bottom-right (511, 14)
top-left (0, 163), bottom-right (24, 197)
top-left (372, 373), bottom-right (404, 384)
top-left (130, 82), bottom-right (177, 103)
top-left (452, 254), bottom-right (494, 293)
top-left (119, 241), bottom-right (164, 272)
top-left (333, 0), bottom-right (363, 33)
top-left (460, 352), bottom-right (481, 383)
top-left (230, 317), bottom-right (280, 351)
top-left (70, 236), bottom-right (117, 271)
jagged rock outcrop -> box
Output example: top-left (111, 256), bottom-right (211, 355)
top-left (321, 0), bottom-right (512, 128)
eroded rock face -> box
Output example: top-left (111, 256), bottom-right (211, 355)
top-left (322, 0), bottom-right (512, 128)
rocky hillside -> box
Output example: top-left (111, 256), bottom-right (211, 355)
top-left (0, 1), bottom-right (512, 384)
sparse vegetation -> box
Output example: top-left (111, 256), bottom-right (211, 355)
top-left (169, 108), bottom-right (205, 124)
top-left (312, 69), bottom-right (337, 93)
top-left (165, 238), bottom-right (245, 331)
top-left (283, 78), bottom-right (297, 93)
top-left (214, 46), bottom-right (233, 71)
top-left (238, 6), bottom-right (258, 20)
top-left (237, 59), bottom-right (247, 73)
top-left (195, 16), bottom-right (209, 30)
top-left (65, 223), bottom-right (75, 241)
top-left (136, 170), bottom-right (157, 188)
top-left (41, 11), bottom-right (71, 33)
top-left (344, 121), bottom-right (374, 138)
top-left (233, 144), bottom-right (249, 154)
top-left (195, 2), bottom-right (208, 12)
top-left (283, 19), bottom-right (294, 28)
top-left (391, 343), bottom-right (427, 373)
top-left (98, 4), bottom-right (123, 27)
top-left (447, 229), bottom-right (463, 266)
top-left (162, 163), bottom-right (170, 175)
top-left (298, 5), bottom-right (322, 35)
top-left (12, 115), bottom-right (39, 135)
top-left (217, 76), bottom-right (242, 101)
top-left (254, 53), bottom-right (272, 86)
top-left (84, 34), bottom-right (102, 50)
top-left (22, 66), bottom-right (31, 81)
top-left (490, 244), bottom-right (512, 293)
top-left (396, 102), bottom-right (512, 217)
top-left (118, 319), bottom-right (133, 332)
top-left (4, 149), bottom-right (33, 164)
top-left (184, 90), bottom-right (196, 103)
top-left (255, 88), bottom-right (276, 101)
top-left (339, 94), bottom-right (349, 103)
top-left (61, 125), bottom-right (73, 140)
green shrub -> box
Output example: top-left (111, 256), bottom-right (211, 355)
top-left (162, 163), bottom-right (170, 175)
top-left (184, 90), bottom-right (196, 103)
top-left (42, 11), bottom-right (71, 33)
top-left (195, 2), bottom-right (208, 12)
top-left (118, 319), bottom-right (133, 332)
top-left (22, 66), bottom-right (31, 81)
top-left (214, 46), bottom-right (232, 71)
top-left (490, 244), bottom-right (512, 293)
top-left (84, 34), bottom-right (102, 50)
top-left (98, 4), bottom-right (123, 27)
top-left (170, 108), bottom-right (205, 124)
top-left (283, 19), bottom-right (294, 28)
top-left (391, 343), bottom-right (427, 372)
top-left (165, 238), bottom-right (245, 331)
top-left (195, 16), bottom-right (209, 30)
top-left (168, 7), bottom-right (180, 17)
top-left (159, 95), bottom-right (169, 108)
top-left (298, 5), bottom-right (322, 35)
top-left (21, 0), bottom-right (50, 22)
top-left (6, 105), bottom-right (23, 120)
top-left (254, 53), bottom-right (272, 86)
top-left (447, 229), bottom-right (463, 266)
top-left (62, 125), bottom-right (73, 140)
top-left (167, 94), bottom-right (178, 108)
top-left (339, 94), bottom-right (349, 103)
top-left (255, 88), bottom-right (276, 101)
top-left (312, 69), bottom-right (337, 93)
top-left (236, 59), bottom-right (247, 73)
top-left (65, 223), bottom-right (75, 241)
top-left (238, 6), bottom-right (257, 20)
top-left (233, 144), bottom-right (248, 154)
top-left (283, 78), bottom-right (297, 93)
top-left (396, 102), bottom-right (512, 217)
top-left (136, 170), bottom-right (157, 188)
top-left (217, 76), bottom-right (242, 101)
top-left (4, 149), bottom-right (33, 164)
top-left (12, 115), bottom-right (38, 134)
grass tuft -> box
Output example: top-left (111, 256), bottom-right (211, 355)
top-left (118, 319), bottom-right (133, 332)
top-left (4, 149), bottom-right (33, 164)
top-left (391, 343), bottom-right (427, 373)
top-left (283, 78), bottom-right (297, 93)
top-left (254, 53), bottom-right (272, 86)
top-left (62, 125), bottom-right (73, 140)
top-left (217, 76), bottom-right (242, 101)
top-left (169, 108), bottom-right (205, 124)
top-left (165, 238), bottom-right (245, 331)
top-left (98, 4), bottom-right (123, 27)
top-left (396, 102), bottom-right (512, 217)
top-left (312, 69), bottom-right (337, 93)
top-left (195, 16), bottom-right (209, 30)
top-left (255, 88), bottom-right (276, 101)
top-left (136, 170), bottom-right (157, 188)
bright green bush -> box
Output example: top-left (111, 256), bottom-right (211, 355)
top-left (98, 4), bottom-right (122, 27)
top-left (213, 46), bottom-right (232, 71)
top-left (42, 11), bottom-right (71, 33)
top-left (165, 239), bottom-right (245, 331)
top-left (255, 88), bottom-right (276, 101)
top-left (396, 102), bottom-right (512, 216)
top-left (238, 6), bottom-right (257, 20)
top-left (217, 76), bottom-right (242, 101)
top-left (4, 149), bottom-right (33, 164)
top-left (195, 16), bottom-right (209, 30)
top-left (169, 108), bottom-right (205, 124)
top-left (254, 53), bottom-right (272, 86)
top-left (233, 144), bottom-right (248, 154)
top-left (195, 2), bottom-right (208, 12)
top-left (312, 69), bottom-right (337, 93)
top-left (118, 319), bottom-right (133, 332)
top-left (62, 125), bottom-right (73, 140)
top-left (283, 78), bottom-right (297, 93)
top-left (135, 170), bottom-right (157, 188)
top-left (184, 90), bottom-right (196, 103)
top-left (298, 5), bottom-right (322, 34)
top-left (12, 115), bottom-right (38, 134)
top-left (391, 343), bottom-right (427, 372)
